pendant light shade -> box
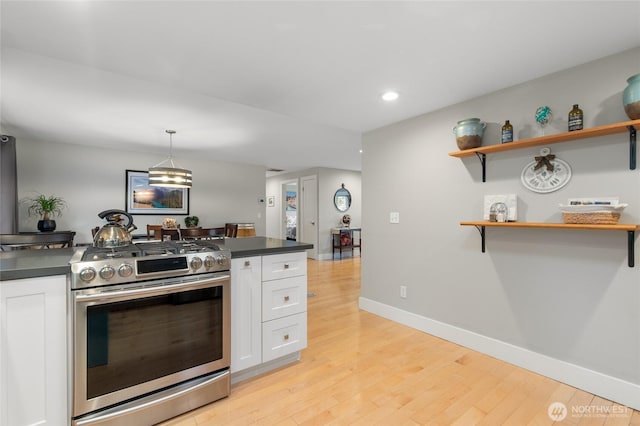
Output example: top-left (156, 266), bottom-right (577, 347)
top-left (148, 130), bottom-right (192, 188)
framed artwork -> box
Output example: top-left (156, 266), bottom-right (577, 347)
top-left (286, 191), bottom-right (297, 211)
top-left (483, 194), bottom-right (517, 222)
top-left (125, 170), bottom-right (189, 215)
top-left (267, 196), bottom-right (275, 207)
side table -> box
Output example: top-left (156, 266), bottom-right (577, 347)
top-left (331, 227), bottom-right (361, 259)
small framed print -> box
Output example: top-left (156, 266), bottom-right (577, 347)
top-left (484, 194), bottom-right (517, 222)
top-left (267, 196), bottom-right (275, 208)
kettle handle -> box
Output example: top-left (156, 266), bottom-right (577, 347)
top-left (98, 209), bottom-right (134, 230)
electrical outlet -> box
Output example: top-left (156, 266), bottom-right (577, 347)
top-left (390, 212), bottom-right (400, 223)
top-left (400, 285), bottom-right (407, 298)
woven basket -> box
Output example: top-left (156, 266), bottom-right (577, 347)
top-left (562, 211), bottom-right (621, 224)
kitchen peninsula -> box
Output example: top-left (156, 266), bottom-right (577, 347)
top-left (0, 236), bottom-right (312, 426)
top-left (0, 237), bottom-right (312, 280)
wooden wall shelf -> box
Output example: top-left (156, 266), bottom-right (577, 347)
top-left (460, 221), bottom-right (640, 267)
top-left (449, 119), bottom-right (639, 181)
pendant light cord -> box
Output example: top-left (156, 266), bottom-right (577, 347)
top-left (167, 130), bottom-right (175, 168)
top-left (152, 129), bottom-right (178, 168)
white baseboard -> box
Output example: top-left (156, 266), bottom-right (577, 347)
top-left (359, 297), bottom-right (640, 411)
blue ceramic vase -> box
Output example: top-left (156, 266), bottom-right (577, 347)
top-left (623, 73), bottom-right (640, 120)
top-left (453, 118), bottom-right (486, 150)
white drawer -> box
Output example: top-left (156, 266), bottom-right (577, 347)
top-left (261, 251), bottom-right (307, 281)
top-left (262, 275), bottom-right (307, 321)
top-left (262, 312), bottom-right (307, 362)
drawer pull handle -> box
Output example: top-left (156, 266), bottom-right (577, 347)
top-left (244, 261), bottom-right (251, 267)
top-left (284, 295), bottom-right (290, 302)
top-left (284, 334), bottom-right (289, 341)
top-left (284, 264), bottom-right (290, 269)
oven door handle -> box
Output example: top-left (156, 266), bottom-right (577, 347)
top-left (74, 274), bottom-right (229, 303)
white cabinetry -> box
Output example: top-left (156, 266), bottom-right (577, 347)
top-left (230, 251), bottom-right (307, 380)
top-left (0, 275), bottom-right (67, 426)
top-left (230, 256), bottom-right (262, 372)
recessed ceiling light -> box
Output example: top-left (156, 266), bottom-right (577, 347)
top-left (381, 91), bottom-right (399, 101)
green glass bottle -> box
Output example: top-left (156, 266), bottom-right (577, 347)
top-left (501, 120), bottom-right (513, 143)
top-left (568, 104), bottom-right (583, 131)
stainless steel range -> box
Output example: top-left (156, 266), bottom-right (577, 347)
top-left (69, 240), bottom-right (231, 426)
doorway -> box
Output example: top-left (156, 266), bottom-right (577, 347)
top-left (282, 181), bottom-right (297, 241)
top-left (300, 175), bottom-right (318, 259)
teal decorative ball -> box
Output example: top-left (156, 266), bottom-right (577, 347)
top-left (535, 106), bottom-right (552, 126)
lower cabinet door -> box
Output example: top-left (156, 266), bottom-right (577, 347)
top-left (230, 257), bottom-right (262, 372)
top-left (0, 275), bottom-right (67, 426)
top-left (262, 312), bottom-right (307, 363)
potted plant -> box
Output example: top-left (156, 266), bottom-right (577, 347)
top-left (184, 215), bottom-right (199, 228)
top-left (27, 194), bottom-right (66, 232)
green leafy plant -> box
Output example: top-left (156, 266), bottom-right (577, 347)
top-left (27, 194), bottom-right (66, 220)
top-left (184, 215), bottom-right (199, 227)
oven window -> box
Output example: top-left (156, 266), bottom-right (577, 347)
top-left (86, 286), bottom-right (224, 399)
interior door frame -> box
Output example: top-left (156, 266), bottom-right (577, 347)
top-left (300, 174), bottom-right (318, 259)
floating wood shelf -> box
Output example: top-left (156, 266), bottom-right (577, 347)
top-left (460, 221), bottom-right (640, 267)
top-left (449, 119), bottom-right (639, 181)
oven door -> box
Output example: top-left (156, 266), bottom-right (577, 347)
top-left (72, 272), bottom-right (230, 418)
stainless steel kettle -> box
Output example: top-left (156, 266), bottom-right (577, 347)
top-left (93, 209), bottom-right (138, 248)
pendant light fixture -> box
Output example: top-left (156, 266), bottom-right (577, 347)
top-left (148, 130), bottom-right (192, 188)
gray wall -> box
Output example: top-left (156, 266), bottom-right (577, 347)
top-left (16, 139), bottom-right (267, 244)
top-left (266, 167), bottom-right (361, 259)
top-left (361, 48), bottom-right (640, 408)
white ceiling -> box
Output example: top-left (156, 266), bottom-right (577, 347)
top-left (1, 1), bottom-right (639, 174)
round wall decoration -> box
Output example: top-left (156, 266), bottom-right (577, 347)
top-left (521, 147), bottom-right (571, 193)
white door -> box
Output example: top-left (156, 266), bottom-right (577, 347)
top-left (300, 175), bottom-right (318, 259)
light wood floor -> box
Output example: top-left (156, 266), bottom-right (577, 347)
top-left (161, 258), bottom-right (639, 425)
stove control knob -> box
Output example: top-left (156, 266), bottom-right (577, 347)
top-left (204, 256), bottom-right (215, 269)
top-left (118, 264), bottom-right (134, 278)
top-left (79, 267), bottom-right (96, 282)
top-left (100, 265), bottom-right (116, 280)
top-left (216, 254), bottom-right (228, 265)
top-left (190, 256), bottom-right (203, 270)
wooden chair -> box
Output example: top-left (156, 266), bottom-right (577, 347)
top-left (181, 227), bottom-right (211, 240)
top-left (160, 228), bottom-right (181, 240)
top-left (181, 227), bottom-right (226, 240)
top-left (147, 224), bottom-right (162, 240)
top-left (0, 231), bottom-right (76, 250)
top-left (224, 223), bottom-right (237, 238)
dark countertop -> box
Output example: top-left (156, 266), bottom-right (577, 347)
top-left (0, 248), bottom-right (76, 281)
top-left (0, 237), bottom-right (312, 281)
top-left (218, 237), bottom-right (313, 258)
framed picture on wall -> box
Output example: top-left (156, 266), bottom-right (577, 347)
top-left (125, 170), bottom-right (189, 215)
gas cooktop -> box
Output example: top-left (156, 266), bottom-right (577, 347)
top-left (80, 240), bottom-right (224, 261)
